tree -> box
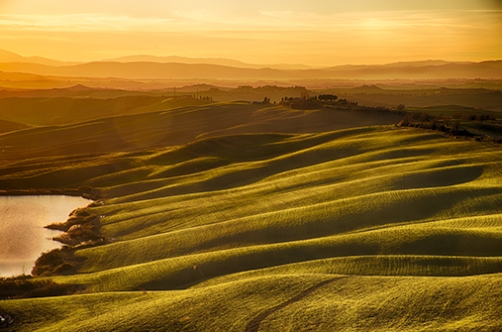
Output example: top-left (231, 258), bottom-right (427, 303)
top-left (318, 94), bottom-right (338, 101)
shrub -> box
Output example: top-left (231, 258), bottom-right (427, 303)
top-left (0, 275), bottom-right (84, 299)
top-left (31, 248), bottom-right (81, 276)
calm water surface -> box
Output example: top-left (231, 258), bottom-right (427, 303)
top-left (0, 196), bottom-right (89, 277)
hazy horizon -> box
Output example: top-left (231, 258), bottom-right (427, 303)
top-left (2, 48), bottom-right (501, 68)
top-left (1, 0), bottom-right (501, 66)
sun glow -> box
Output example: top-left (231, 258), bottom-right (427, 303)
top-left (0, 0), bottom-right (500, 65)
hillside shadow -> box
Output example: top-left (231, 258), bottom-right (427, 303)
top-left (245, 277), bottom-right (344, 332)
top-left (393, 165), bottom-right (483, 190)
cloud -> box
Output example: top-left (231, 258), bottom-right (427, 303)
top-left (1, 7), bottom-right (500, 65)
top-left (1, 8), bottom-right (500, 33)
top-left (0, 14), bottom-right (175, 32)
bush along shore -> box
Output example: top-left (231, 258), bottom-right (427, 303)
top-left (34, 207), bottom-right (108, 276)
top-left (0, 275), bottom-right (84, 299)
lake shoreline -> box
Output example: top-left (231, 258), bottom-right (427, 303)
top-left (0, 195), bottom-right (96, 277)
top-left (34, 194), bottom-right (108, 276)
top-left (32, 206), bottom-right (108, 276)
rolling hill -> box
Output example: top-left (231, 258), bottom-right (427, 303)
top-left (334, 86), bottom-right (502, 111)
top-left (0, 119), bottom-right (29, 134)
top-left (0, 49), bottom-right (80, 66)
top-left (1, 102), bottom-right (502, 331)
top-left (0, 102), bottom-right (402, 160)
top-left (0, 95), bottom-right (213, 126)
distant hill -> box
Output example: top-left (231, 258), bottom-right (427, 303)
top-left (0, 61), bottom-right (294, 80)
top-left (65, 84), bottom-right (96, 91)
top-left (106, 55), bottom-right (312, 70)
top-left (0, 49), bottom-right (24, 62)
top-left (314, 60), bottom-right (502, 79)
top-left (0, 49), bottom-right (311, 70)
top-left (0, 50), bottom-right (501, 80)
top-left (335, 86), bottom-right (502, 111)
top-left (174, 84), bottom-right (222, 92)
top-left (0, 118), bottom-right (29, 134)
top-left (328, 60), bottom-right (455, 71)
top-left (349, 84), bottom-right (385, 93)
top-left (0, 49), bottom-right (79, 66)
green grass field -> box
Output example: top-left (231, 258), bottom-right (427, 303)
top-left (1, 101), bottom-right (502, 331)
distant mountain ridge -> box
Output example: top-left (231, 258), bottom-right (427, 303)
top-left (0, 49), bottom-right (501, 80)
top-left (105, 54), bottom-right (313, 70)
top-left (0, 49), bottom-right (80, 66)
top-left (0, 61), bottom-right (294, 79)
top-left (0, 49), bottom-right (311, 70)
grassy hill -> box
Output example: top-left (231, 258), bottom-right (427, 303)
top-left (327, 86), bottom-right (502, 112)
top-left (0, 102), bottom-right (402, 160)
top-left (1, 102), bottom-right (502, 331)
top-left (0, 119), bottom-right (29, 134)
top-left (0, 96), bottom-right (213, 126)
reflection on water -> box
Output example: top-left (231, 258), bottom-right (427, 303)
top-left (0, 196), bottom-right (89, 277)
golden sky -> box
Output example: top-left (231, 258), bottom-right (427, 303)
top-left (1, 0), bottom-right (501, 65)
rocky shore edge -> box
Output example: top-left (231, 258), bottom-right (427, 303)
top-left (32, 206), bottom-right (109, 276)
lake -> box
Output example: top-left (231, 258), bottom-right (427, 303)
top-left (0, 195), bottom-right (90, 277)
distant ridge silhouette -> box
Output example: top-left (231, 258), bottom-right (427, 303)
top-left (0, 49), bottom-right (500, 79)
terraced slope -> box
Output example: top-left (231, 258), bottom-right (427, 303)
top-left (1, 103), bottom-right (502, 331)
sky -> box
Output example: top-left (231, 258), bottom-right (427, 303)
top-left (0, 0), bottom-right (501, 66)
